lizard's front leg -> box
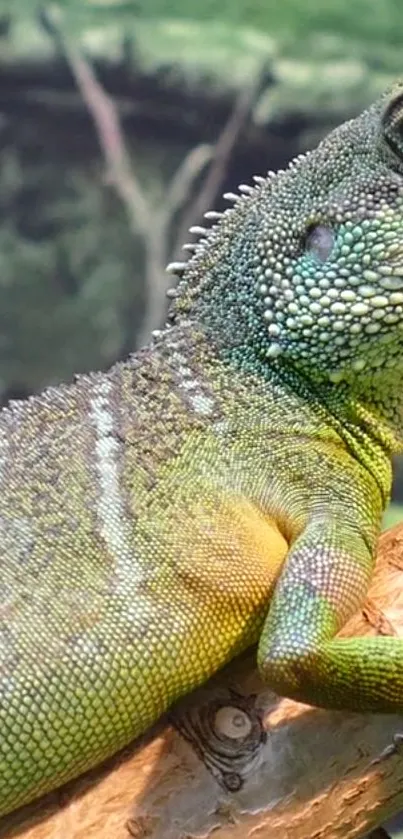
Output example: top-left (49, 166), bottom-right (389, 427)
top-left (257, 516), bottom-right (403, 712)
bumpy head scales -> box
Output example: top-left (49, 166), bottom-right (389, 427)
top-left (168, 82), bottom-right (403, 391)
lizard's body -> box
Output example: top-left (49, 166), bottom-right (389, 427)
top-left (2, 86), bottom-right (403, 816)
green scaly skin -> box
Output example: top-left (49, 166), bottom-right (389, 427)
top-left (2, 84), bottom-right (403, 817)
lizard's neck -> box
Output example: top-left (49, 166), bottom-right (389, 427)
top-left (164, 315), bottom-right (401, 455)
top-left (312, 354), bottom-right (403, 456)
top-left (183, 311), bottom-right (403, 451)
top-left (187, 319), bottom-right (400, 490)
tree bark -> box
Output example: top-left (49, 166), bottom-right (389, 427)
top-left (3, 525), bottom-right (403, 839)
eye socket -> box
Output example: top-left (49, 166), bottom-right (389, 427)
top-left (304, 224), bottom-right (334, 263)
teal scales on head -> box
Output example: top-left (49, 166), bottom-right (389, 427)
top-left (2, 84), bottom-right (403, 816)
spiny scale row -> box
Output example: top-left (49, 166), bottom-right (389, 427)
top-left (164, 171), bottom-right (280, 284)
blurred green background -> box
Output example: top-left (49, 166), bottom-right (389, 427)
top-left (0, 2), bottom-right (402, 836)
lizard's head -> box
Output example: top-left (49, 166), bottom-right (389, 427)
top-left (170, 82), bottom-right (403, 401)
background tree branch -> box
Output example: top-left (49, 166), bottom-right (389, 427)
top-left (170, 60), bottom-right (273, 262)
top-left (41, 6), bottom-right (271, 348)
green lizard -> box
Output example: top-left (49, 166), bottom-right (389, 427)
top-left (2, 83), bottom-right (403, 818)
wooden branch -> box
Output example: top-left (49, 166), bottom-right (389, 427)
top-left (41, 6), bottom-right (169, 349)
top-left (40, 6), bottom-right (151, 239)
top-left (54, 23), bottom-right (214, 349)
top-left (3, 524), bottom-right (403, 839)
top-left (137, 144), bottom-right (213, 349)
top-left (164, 145), bottom-right (214, 223)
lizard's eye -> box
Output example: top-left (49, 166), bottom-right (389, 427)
top-left (304, 225), bottom-right (334, 263)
